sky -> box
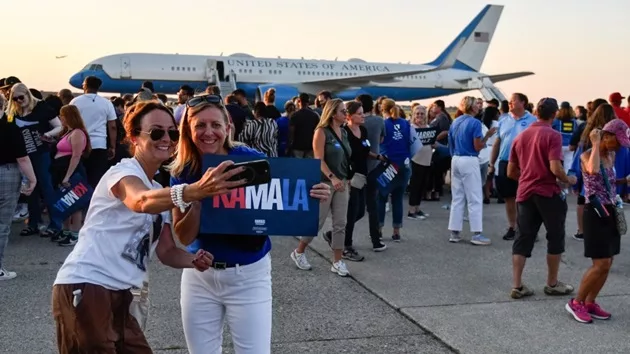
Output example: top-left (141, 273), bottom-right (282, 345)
top-left (1, 0), bottom-right (629, 107)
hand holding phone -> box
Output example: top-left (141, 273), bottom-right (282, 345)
top-left (224, 159), bottom-right (271, 188)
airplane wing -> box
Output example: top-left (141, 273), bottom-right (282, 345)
top-left (298, 37), bottom-right (466, 88)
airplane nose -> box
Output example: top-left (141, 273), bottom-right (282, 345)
top-left (69, 72), bottom-right (83, 89)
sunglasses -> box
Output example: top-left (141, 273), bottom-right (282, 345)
top-left (187, 94), bottom-right (223, 108)
top-left (139, 128), bottom-right (180, 141)
top-left (12, 95), bottom-right (25, 102)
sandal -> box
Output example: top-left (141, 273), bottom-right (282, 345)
top-left (40, 228), bottom-right (60, 238)
top-left (20, 226), bottom-right (39, 237)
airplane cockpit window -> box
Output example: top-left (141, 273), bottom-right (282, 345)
top-left (94, 64), bottom-right (103, 71)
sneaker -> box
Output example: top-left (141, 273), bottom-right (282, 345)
top-left (0, 268), bottom-right (17, 280)
top-left (565, 299), bottom-right (593, 323)
top-left (12, 205), bottom-right (28, 223)
top-left (342, 248), bottom-right (365, 262)
top-left (544, 281), bottom-right (574, 296)
top-left (510, 285), bottom-right (534, 299)
top-left (372, 241), bottom-right (387, 252)
top-left (58, 233), bottom-right (78, 247)
top-left (407, 212), bottom-right (421, 220)
top-left (502, 228), bottom-right (516, 241)
top-left (586, 302), bottom-right (611, 320)
top-left (471, 234), bottom-right (491, 245)
top-left (449, 232), bottom-right (462, 243)
top-left (51, 230), bottom-right (68, 243)
top-left (41, 228), bottom-right (60, 239)
top-left (290, 250), bottom-right (312, 270)
top-left (416, 210), bottom-right (429, 219)
top-left (392, 233), bottom-right (401, 242)
top-left (573, 233), bottom-right (584, 241)
top-left (322, 231), bottom-right (332, 248)
top-left (331, 260), bottom-right (349, 277)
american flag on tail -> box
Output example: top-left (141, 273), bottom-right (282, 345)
top-left (474, 32), bottom-right (490, 43)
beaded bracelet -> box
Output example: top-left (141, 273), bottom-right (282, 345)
top-left (171, 184), bottom-right (192, 212)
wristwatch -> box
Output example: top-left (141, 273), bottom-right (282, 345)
top-left (328, 173), bottom-right (334, 179)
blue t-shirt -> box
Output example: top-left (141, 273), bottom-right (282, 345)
top-left (380, 118), bottom-right (413, 166)
top-left (497, 112), bottom-right (537, 161)
top-left (169, 145), bottom-right (272, 265)
top-left (448, 115), bottom-right (483, 157)
top-left (275, 116), bottom-right (290, 157)
top-left (551, 119), bottom-right (577, 147)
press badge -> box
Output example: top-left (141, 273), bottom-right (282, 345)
top-left (334, 142), bottom-right (341, 148)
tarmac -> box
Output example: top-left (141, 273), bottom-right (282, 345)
top-left (1, 194), bottom-right (630, 354)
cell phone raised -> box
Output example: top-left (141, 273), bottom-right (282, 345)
top-left (225, 159), bottom-right (271, 188)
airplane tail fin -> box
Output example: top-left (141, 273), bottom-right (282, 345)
top-left (427, 4), bottom-right (503, 72)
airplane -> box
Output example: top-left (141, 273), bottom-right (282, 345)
top-left (68, 4), bottom-right (533, 111)
top-left (56, 55), bottom-right (67, 59)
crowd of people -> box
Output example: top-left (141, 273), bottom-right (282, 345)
top-left (1, 72), bottom-right (629, 352)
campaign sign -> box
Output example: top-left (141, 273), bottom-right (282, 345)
top-left (51, 173), bottom-right (93, 221)
top-left (415, 127), bottom-right (438, 145)
top-left (200, 155), bottom-right (321, 236)
top-left (368, 160), bottom-right (400, 196)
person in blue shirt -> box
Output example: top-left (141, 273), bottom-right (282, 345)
top-left (378, 98), bottom-right (416, 242)
top-left (447, 96), bottom-right (495, 246)
top-left (275, 100), bottom-right (294, 156)
top-left (488, 93), bottom-right (537, 241)
top-left (551, 101), bottom-right (578, 173)
top-left (168, 94), bottom-right (330, 354)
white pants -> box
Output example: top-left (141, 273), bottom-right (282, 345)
top-left (562, 146), bottom-right (573, 173)
top-left (449, 156), bottom-right (483, 232)
top-left (181, 254), bottom-right (273, 354)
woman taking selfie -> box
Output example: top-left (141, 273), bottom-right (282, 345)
top-left (169, 94), bottom-right (330, 354)
top-left (566, 119), bottom-right (630, 324)
top-left (52, 101), bottom-right (247, 353)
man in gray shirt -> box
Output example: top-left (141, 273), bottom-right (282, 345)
top-left (356, 94), bottom-right (387, 252)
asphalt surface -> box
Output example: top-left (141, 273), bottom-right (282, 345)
top-left (2, 194), bottom-right (629, 354)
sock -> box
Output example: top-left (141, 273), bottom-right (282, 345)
top-left (515, 286), bottom-right (523, 291)
top-left (70, 231), bottom-right (79, 239)
top-left (549, 282), bottom-right (557, 288)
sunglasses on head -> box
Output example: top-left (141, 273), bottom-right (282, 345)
top-left (12, 95), bottom-right (25, 102)
top-left (139, 128), bottom-right (180, 141)
top-left (186, 94), bottom-right (223, 108)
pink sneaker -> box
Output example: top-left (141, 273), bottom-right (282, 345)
top-left (565, 299), bottom-right (593, 323)
top-left (586, 302), bottom-right (611, 320)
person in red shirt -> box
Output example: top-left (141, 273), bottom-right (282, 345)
top-left (507, 98), bottom-right (577, 299)
top-left (609, 92), bottom-right (630, 126)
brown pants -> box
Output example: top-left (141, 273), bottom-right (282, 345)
top-left (52, 283), bottom-right (153, 354)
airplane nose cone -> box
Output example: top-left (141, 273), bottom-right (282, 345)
top-left (69, 72), bottom-right (83, 89)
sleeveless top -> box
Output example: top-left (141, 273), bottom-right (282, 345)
top-left (583, 164), bottom-right (616, 205)
top-left (56, 129), bottom-right (87, 157)
top-left (321, 126), bottom-right (351, 181)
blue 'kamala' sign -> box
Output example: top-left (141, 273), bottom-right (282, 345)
top-left (200, 155), bottom-right (321, 236)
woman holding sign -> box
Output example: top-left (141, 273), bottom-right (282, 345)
top-left (52, 101), bottom-right (245, 353)
top-left (169, 94), bottom-right (330, 354)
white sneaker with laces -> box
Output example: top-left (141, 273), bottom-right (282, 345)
top-left (331, 260), bottom-right (349, 277)
top-left (0, 268), bottom-right (17, 280)
top-left (12, 204), bottom-right (28, 223)
top-left (290, 250), bottom-right (312, 270)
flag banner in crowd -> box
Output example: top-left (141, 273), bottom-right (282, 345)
top-left (369, 160), bottom-right (399, 196)
top-left (51, 173), bottom-right (93, 221)
top-left (415, 127), bottom-right (438, 145)
top-left (200, 155), bottom-right (321, 236)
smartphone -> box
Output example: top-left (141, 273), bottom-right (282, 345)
top-left (225, 159), bottom-right (271, 187)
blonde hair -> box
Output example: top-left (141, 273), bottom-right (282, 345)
top-left (458, 96), bottom-right (477, 115)
top-left (381, 98), bottom-right (398, 118)
top-left (169, 102), bottom-right (242, 177)
top-left (412, 105), bottom-right (427, 125)
top-left (315, 98), bottom-right (343, 129)
top-left (6, 83), bottom-right (39, 122)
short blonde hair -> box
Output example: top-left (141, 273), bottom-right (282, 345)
top-left (458, 96), bottom-right (477, 115)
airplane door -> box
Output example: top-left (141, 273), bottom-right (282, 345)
top-left (121, 56), bottom-right (131, 79)
top-left (435, 73), bottom-right (443, 88)
top-left (206, 59), bottom-right (217, 82)
top-left (217, 61), bottom-right (225, 81)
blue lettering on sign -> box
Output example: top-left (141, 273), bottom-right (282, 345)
top-left (376, 164), bottom-right (398, 187)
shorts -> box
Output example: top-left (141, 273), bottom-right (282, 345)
top-left (513, 193), bottom-right (567, 258)
top-left (583, 204), bottom-right (620, 259)
top-left (495, 161), bottom-right (518, 198)
top-left (52, 283), bottom-right (152, 353)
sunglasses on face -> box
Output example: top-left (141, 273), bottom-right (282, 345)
top-left (12, 95), bottom-right (25, 102)
top-left (139, 128), bottom-right (180, 141)
top-left (187, 94), bottom-right (223, 108)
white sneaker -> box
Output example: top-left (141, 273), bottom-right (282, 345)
top-left (12, 204), bottom-right (28, 223)
top-left (290, 250), bottom-right (312, 270)
top-left (0, 268), bottom-right (17, 280)
top-left (331, 260), bottom-right (349, 277)
top-left (449, 232), bottom-right (462, 243)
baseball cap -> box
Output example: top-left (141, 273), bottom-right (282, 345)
top-left (536, 97), bottom-right (559, 116)
top-left (602, 119), bottom-right (630, 148)
top-left (609, 92), bottom-right (625, 102)
top-left (485, 98), bottom-right (499, 106)
top-left (0, 76), bottom-right (21, 90)
top-left (560, 101), bottom-right (571, 109)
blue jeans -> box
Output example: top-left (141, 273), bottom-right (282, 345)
top-left (27, 152), bottom-right (62, 231)
top-left (378, 164), bottom-right (411, 229)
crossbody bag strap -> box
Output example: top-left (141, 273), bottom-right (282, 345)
top-left (328, 126), bottom-right (352, 163)
top-left (600, 161), bottom-right (614, 203)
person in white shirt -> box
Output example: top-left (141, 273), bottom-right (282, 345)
top-left (51, 101), bottom-right (249, 353)
top-left (407, 105), bottom-right (432, 220)
top-left (479, 106), bottom-right (500, 203)
top-left (69, 76), bottom-right (118, 188)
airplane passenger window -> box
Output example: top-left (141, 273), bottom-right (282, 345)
top-left (171, 66), bottom-right (174, 71)
top-left (279, 70), bottom-right (282, 74)
top-left (177, 67), bottom-right (180, 71)
top-left (193, 68), bottom-right (196, 71)
top-left (187, 67), bottom-right (191, 71)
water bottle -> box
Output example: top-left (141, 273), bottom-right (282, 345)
top-left (615, 195), bottom-right (623, 209)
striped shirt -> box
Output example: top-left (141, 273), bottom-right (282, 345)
top-left (238, 117), bottom-right (279, 157)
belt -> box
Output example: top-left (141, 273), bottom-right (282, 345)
top-left (210, 261), bottom-right (237, 270)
